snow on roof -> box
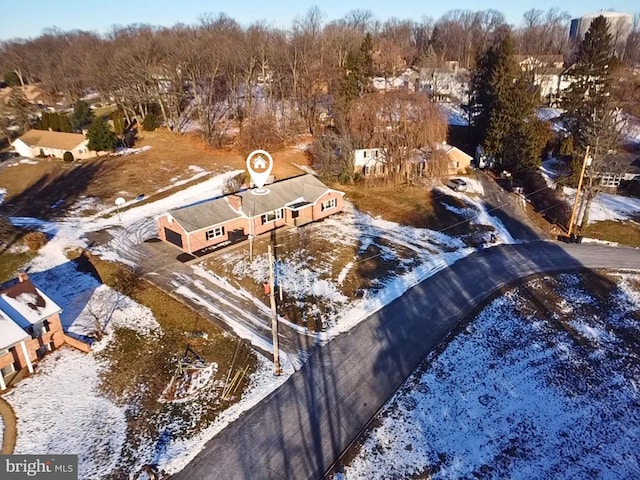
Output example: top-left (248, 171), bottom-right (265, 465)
top-left (0, 279), bottom-right (62, 329)
top-left (0, 309), bottom-right (29, 350)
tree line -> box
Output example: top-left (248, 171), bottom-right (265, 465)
top-left (3, 8), bottom-right (636, 144)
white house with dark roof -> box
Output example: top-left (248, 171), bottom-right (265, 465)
top-left (157, 174), bottom-right (345, 254)
top-left (0, 272), bottom-right (65, 390)
top-left (11, 129), bottom-right (104, 160)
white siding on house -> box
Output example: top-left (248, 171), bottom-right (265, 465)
top-left (11, 139), bottom-right (32, 158)
top-left (354, 148), bottom-right (387, 176)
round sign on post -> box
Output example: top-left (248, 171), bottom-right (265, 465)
top-left (246, 150), bottom-right (273, 195)
top-left (115, 197), bottom-right (125, 221)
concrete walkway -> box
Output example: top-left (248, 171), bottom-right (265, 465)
top-left (0, 396), bottom-right (17, 454)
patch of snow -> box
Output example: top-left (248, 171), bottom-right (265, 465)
top-left (439, 103), bottom-right (469, 126)
top-left (339, 274), bottom-right (640, 479)
top-left (538, 107), bottom-right (564, 122)
top-left (6, 348), bottom-right (128, 480)
top-left (563, 188), bottom-right (640, 224)
top-left (69, 284), bottom-right (161, 349)
top-left (112, 145), bottom-right (152, 156)
top-left (0, 187), bottom-right (6, 205)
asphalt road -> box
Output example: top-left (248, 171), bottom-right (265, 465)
top-left (170, 242), bottom-right (640, 480)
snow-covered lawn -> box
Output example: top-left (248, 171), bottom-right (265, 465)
top-left (207, 188), bottom-right (513, 342)
top-left (540, 160), bottom-right (640, 226)
top-left (6, 348), bottom-right (127, 479)
top-left (338, 272), bottom-right (640, 479)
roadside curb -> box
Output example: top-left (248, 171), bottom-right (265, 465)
top-left (0, 395), bottom-right (17, 454)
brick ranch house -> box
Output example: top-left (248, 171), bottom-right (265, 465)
top-left (158, 174), bottom-right (345, 254)
top-left (0, 273), bottom-right (65, 390)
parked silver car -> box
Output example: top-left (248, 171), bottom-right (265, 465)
top-left (447, 178), bottom-right (468, 192)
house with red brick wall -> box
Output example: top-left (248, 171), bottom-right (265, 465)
top-left (0, 272), bottom-right (65, 390)
top-left (158, 174), bottom-right (345, 254)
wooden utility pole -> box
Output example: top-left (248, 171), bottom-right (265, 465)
top-left (568, 146), bottom-right (591, 238)
top-left (268, 244), bottom-right (281, 375)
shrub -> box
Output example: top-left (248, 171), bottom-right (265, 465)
top-left (142, 113), bottom-right (158, 131)
top-left (23, 231), bottom-right (48, 251)
top-left (222, 173), bottom-right (247, 194)
top-left (63, 151), bottom-right (74, 162)
top-left (515, 170), bottom-right (571, 227)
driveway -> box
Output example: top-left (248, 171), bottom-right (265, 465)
top-left (170, 242), bottom-right (640, 480)
top-left (475, 171), bottom-right (548, 241)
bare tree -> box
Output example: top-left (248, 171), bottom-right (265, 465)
top-left (347, 91), bottom-right (448, 185)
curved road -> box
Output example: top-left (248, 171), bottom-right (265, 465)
top-left (171, 242), bottom-right (640, 480)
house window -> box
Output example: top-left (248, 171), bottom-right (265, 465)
top-left (261, 209), bottom-right (283, 224)
top-left (0, 348), bottom-right (9, 357)
top-left (206, 226), bottom-right (225, 240)
top-left (321, 198), bottom-right (337, 211)
top-left (363, 151), bottom-right (367, 158)
top-left (1, 363), bottom-right (15, 378)
top-left (30, 320), bottom-right (49, 339)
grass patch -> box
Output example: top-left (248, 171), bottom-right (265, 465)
top-left (582, 220), bottom-right (640, 247)
top-left (337, 184), bottom-right (438, 229)
top-left (0, 249), bottom-right (36, 284)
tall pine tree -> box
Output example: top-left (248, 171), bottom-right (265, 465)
top-left (562, 16), bottom-right (621, 232)
top-left (562, 15), bottom-right (618, 158)
top-left (471, 31), bottom-right (546, 171)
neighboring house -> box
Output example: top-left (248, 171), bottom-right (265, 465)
top-left (593, 154), bottom-right (640, 188)
top-left (516, 55), bottom-right (571, 104)
top-left (354, 148), bottom-right (387, 176)
top-left (11, 129), bottom-right (102, 160)
top-left (0, 84), bottom-right (53, 106)
top-left (373, 68), bottom-right (420, 92)
top-left (158, 174), bottom-right (345, 255)
top-left (420, 67), bottom-right (470, 103)
top-left (0, 273), bottom-right (65, 390)
top-left (355, 144), bottom-right (470, 178)
top-left (439, 143), bottom-right (473, 175)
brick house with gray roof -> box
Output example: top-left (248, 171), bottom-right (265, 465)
top-left (0, 272), bottom-right (65, 390)
top-left (157, 174), bottom-right (345, 254)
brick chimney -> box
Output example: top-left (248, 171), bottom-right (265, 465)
top-left (17, 271), bottom-right (29, 283)
top-left (228, 194), bottom-right (242, 211)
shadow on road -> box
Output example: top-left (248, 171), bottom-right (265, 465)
top-left (169, 200), bottom-right (640, 480)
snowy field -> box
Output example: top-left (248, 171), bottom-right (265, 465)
top-left (337, 272), bottom-right (640, 479)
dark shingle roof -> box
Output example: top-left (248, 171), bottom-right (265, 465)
top-left (169, 174), bottom-right (339, 233)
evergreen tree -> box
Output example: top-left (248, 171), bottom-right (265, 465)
top-left (86, 117), bottom-right (117, 152)
top-left (36, 111), bottom-right (72, 132)
top-left (562, 15), bottom-right (618, 158)
top-left (562, 16), bottom-right (621, 233)
top-left (71, 100), bottom-right (95, 131)
top-left (342, 33), bottom-right (374, 105)
top-left (471, 32), bottom-right (546, 171)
